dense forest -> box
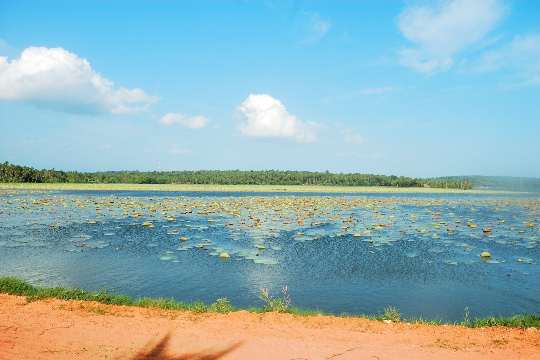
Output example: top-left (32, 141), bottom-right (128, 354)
top-left (0, 161), bottom-right (474, 189)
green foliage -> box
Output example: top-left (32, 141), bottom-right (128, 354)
top-left (0, 277), bottom-right (132, 305)
top-left (466, 314), bottom-right (540, 328)
top-left (463, 306), bottom-right (471, 326)
top-left (381, 306), bottom-right (401, 322)
top-left (0, 161), bottom-right (473, 189)
top-left (426, 175), bottom-right (540, 192)
top-left (0, 276), bottom-right (37, 296)
top-left (135, 297), bottom-right (186, 310)
top-left (259, 286), bottom-right (292, 313)
top-left (189, 301), bottom-right (208, 313)
top-left (286, 307), bottom-right (325, 316)
top-left (1, 277), bottom-right (538, 328)
top-left (209, 297), bottom-right (234, 313)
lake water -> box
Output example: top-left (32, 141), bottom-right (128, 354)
top-left (0, 190), bottom-right (538, 321)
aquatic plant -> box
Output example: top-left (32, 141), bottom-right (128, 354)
top-left (1, 190), bottom-right (538, 322)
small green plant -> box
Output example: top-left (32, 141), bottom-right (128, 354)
top-left (209, 297), bottom-right (233, 313)
top-left (259, 286), bottom-right (291, 313)
top-left (467, 314), bottom-right (540, 328)
top-left (136, 297), bottom-right (187, 310)
top-left (463, 306), bottom-right (471, 326)
top-left (382, 306), bottom-right (401, 322)
top-left (189, 301), bottom-right (207, 313)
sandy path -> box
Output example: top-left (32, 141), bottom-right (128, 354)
top-left (0, 294), bottom-right (539, 360)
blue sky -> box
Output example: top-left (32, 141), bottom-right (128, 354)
top-left (0, 0), bottom-right (539, 177)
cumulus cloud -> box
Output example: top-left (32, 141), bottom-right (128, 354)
top-left (0, 46), bottom-right (157, 114)
top-left (398, 0), bottom-right (504, 73)
top-left (474, 33), bottom-right (540, 86)
top-left (160, 113), bottom-right (208, 128)
top-left (237, 94), bottom-right (318, 143)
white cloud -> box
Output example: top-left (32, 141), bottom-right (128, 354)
top-left (237, 94), bottom-right (318, 143)
top-left (301, 12), bottom-right (331, 44)
top-left (342, 129), bottom-right (364, 145)
top-left (0, 46), bottom-right (157, 114)
top-left (398, 0), bottom-right (504, 73)
top-left (160, 113), bottom-right (208, 128)
top-left (474, 33), bottom-right (540, 86)
top-left (308, 13), bottom-right (331, 41)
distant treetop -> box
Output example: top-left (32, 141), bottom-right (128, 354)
top-left (0, 161), bottom-right (474, 189)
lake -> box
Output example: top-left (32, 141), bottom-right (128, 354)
top-left (0, 189), bottom-right (538, 322)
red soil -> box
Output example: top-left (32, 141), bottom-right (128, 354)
top-left (1, 294), bottom-right (539, 360)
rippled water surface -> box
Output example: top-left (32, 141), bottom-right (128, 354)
top-left (1, 190), bottom-right (539, 321)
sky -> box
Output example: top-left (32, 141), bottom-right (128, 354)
top-left (0, 0), bottom-right (539, 178)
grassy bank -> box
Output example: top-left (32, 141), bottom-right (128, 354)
top-left (0, 182), bottom-right (512, 194)
top-left (1, 277), bottom-right (538, 328)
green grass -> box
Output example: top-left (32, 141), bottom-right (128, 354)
top-left (1, 277), bottom-right (538, 328)
top-left (381, 306), bottom-right (401, 322)
top-left (467, 315), bottom-right (540, 328)
top-left (259, 286), bottom-right (291, 313)
top-left (0, 182), bottom-right (511, 194)
top-left (208, 297), bottom-right (234, 313)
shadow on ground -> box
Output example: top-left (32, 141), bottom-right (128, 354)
top-left (129, 333), bottom-right (242, 360)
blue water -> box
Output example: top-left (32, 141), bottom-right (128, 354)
top-left (0, 190), bottom-right (538, 321)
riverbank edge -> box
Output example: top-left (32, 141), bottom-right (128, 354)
top-left (0, 182), bottom-right (521, 194)
top-left (1, 277), bottom-right (538, 329)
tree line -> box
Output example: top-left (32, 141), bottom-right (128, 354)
top-left (0, 162), bottom-right (472, 189)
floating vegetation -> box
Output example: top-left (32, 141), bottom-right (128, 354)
top-left (516, 256), bottom-right (534, 264)
top-left (480, 251), bottom-right (492, 259)
top-left (0, 191), bottom-right (538, 272)
top-left (142, 221), bottom-right (154, 228)
top-left (159, 251), bottom-right (177, 261)
top-left (1, 188), bottom-right (539, 321)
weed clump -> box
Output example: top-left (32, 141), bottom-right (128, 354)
top-left (467, 314), bottom-right (540, 328)
top-left (209, 297), bottom-right (233, 313)
top-left (259, 286), bottom-right (291, 313)
top-left (0, 277), bottom-right (37, 295)
top-left (189, 301), bottom-right (208, 313)
top-left (382, 306), bottom-right (401, 322)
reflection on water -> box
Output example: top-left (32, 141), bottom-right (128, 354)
top-left (0, 189), bottom-right (538, 321)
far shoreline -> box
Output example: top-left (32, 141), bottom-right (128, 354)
top-left (0, 182), bottom-right (522, 194)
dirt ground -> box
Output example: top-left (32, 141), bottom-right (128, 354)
top-left (1, 294), bottom-right (539, 360)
